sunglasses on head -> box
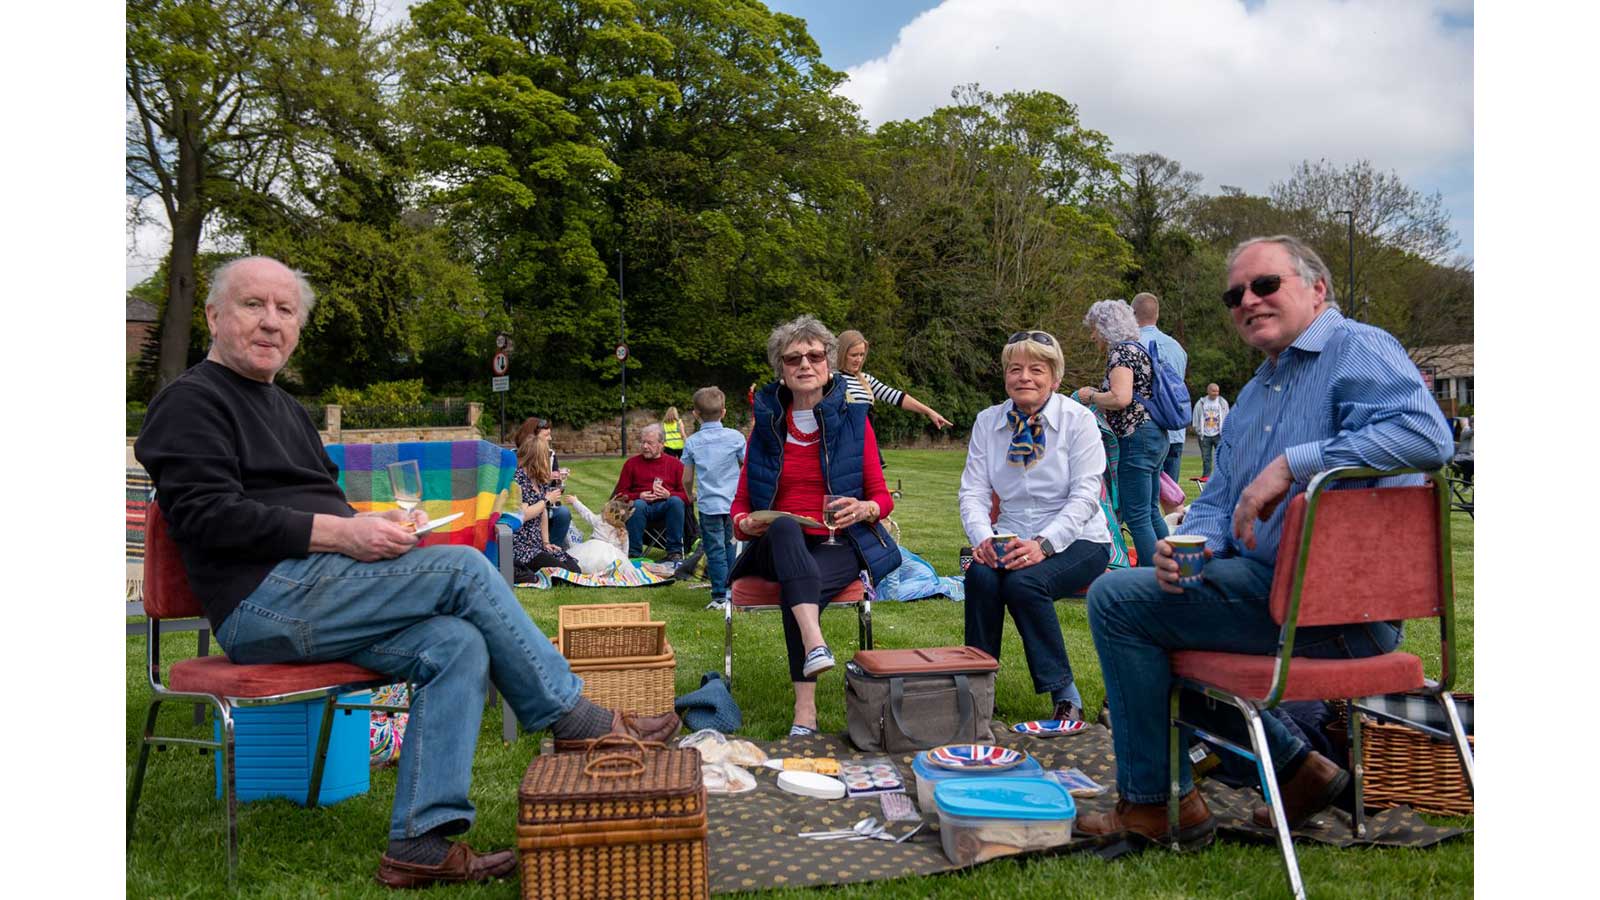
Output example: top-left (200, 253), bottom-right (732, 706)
top-left (1006, 331), bottom-right (1055, 347)
top-left (1222, 273), bottom-right (1299, 308)
top-left (781, 350), bottom-right (828, 367)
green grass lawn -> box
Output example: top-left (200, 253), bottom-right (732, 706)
top-left (126, 449), bottom-right (1473, 897)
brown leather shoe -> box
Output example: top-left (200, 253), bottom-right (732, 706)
top-left (553, 709), bottom-right (682, 753)
top-left (375, 842), bottom-right (517, 889)
top-left (1251, 750), bottom-right (1350, 828)
top-left (1076, 788), bottom-right (1217, 851)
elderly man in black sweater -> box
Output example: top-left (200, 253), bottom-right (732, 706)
top-left (135, 256), bottom-right (677, 889)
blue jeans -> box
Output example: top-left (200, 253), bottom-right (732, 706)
top-left (1163, 440), bottom-right (1184, 483)
top-left (627, 496), bottom-right (685, 555)
top-left (215, 545), bottom-right (582, 839)
top-left (1116, 420), bottom-right (1169, 567)
top-left (1086, 558), bottom-right (1401, 803)
top-left (547, 503), bottom-right (572, 547)
top-left (699, 512), bottom-right (734, 598)
top-left (963, 540), bottom-right (1109, 703)
top-left (1198, 434), bottom-right (1221, 478)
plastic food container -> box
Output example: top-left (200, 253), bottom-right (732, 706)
top-left (933, 777), bottom-right (1076, 866)
top-left (913, 750), bottom-right (1043, 812)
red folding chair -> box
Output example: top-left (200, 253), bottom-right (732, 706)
top-left (723, 574), bottom-right (873, 683)
top-left (126, 502), bottom-right (402, 885)
top-left (1167, 468), bottom-right (1474, 899)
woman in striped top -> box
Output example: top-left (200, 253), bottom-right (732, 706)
top-left (835, 330), bottom-right (954, 429)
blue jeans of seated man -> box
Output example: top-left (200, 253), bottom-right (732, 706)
top-left (547, 503), bottom-right (572, 547)
top-left (1085, 557), bottom-right (1401, 804)
top-left (627, 496), bottom-right (685, 556)
top-left (699, 512), bottom-right (734, 598)
top-left (1163, 440), bottom-right (1184, 483)
top-left (1116, 420), bottom-right (1170, 567)
top-left (1198, 434), bottom-right (1221, 478)
top-left (964, 540), bottom-right (1110, 704)
top-left (215, 544), bottom-right (583, 840)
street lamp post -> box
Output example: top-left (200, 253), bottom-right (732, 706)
top-left (1333, 209), bottom-right (1354, 315)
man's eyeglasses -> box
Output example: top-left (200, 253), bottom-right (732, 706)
top-left (781, 351), bottom-right (828, 367)
top-left (1222, 273), bottom-right (1299, 308)
top-left (1007, 331), bottom-right (1055, 347)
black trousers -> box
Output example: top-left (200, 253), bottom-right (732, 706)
top-left (730, 516), bottom-right (861, 681)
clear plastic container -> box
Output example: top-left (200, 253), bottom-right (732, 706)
top-left (933, 777), bottom-right (1076, 866)
top-left (913, 749), bottom-right (1043, 812)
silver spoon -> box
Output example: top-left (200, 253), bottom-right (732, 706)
top-left (798, 817), bottom-right (879, 839)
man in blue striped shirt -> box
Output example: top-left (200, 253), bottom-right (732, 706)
top-left (1078, 235), bottom-right (1453, 851)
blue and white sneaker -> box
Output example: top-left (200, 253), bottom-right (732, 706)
top-left (788, 723), bottom-right (817, 737)
top-left (801, 644), bottom-right (835, 678)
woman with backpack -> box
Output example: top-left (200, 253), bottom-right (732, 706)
top-left (1077, 299), bottom-right (1169, 567)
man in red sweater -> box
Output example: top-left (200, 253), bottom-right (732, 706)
top-left (613, 423), bottom-right (689, 559)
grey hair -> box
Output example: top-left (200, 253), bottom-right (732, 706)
top-left (641, 422), bottom-right (665, 442)
top-left (205, 256), bottom-right (317, 325)
top-left (1225, 235), bottom-right (1339, 308)
top-left (765, 314), bottom-right (837, 380)
top-left (1083, 299), bottom-right (1142, 345)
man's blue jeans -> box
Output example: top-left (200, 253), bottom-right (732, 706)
top-left (1116, 420), bottom-right (1169, 567)
top-left (1198, 434), bottom-right (1221, 478)
top-left (964, 540), bottom-right (1110, 706)
top-left (699, 512), bottom-right (734, 599)
top-left (1085, 558), bottom-right (1401, 804)
top-left (627, 496), bottom-right (685, 556)
top-left (1163, 440), bottom-right (1184, 483)
top-left (548, 503), bottom-right (572, 547)
top-left (215, 545), bottom-right (583, 840)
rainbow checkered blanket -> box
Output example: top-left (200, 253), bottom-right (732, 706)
top-left (517, 559), bottom-right (679, 589)
top-left (326, 440), bottom-right (516, 557)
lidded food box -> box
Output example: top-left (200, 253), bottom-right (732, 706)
top-left (517, 736), bottom-right (709, 900)
top-left (913, 748), bottom-right (1044, 811)
top-left (933, 777), bottom-right (1076, 866)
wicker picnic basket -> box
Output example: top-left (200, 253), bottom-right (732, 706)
top-left (558, 602), bottom-right (667, 660)
top-left (566, 643), bottom-right (677, 716)
top-left (1330, 693), bottom-right (1474, 816)
top-left (517, 735), bottom-right (708, 900)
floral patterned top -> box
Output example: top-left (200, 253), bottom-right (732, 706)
top-left (1101, 341), bottom-right (1155, 438)
top-left (512, 467), bottom-right (556, 567)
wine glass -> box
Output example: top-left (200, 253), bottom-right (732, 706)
top-left (822, 494), bottom-right (846, 546)
top-left (387, 460), bottom-right (422, 516)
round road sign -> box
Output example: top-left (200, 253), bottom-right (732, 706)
top-left (492, 351), bottom-right (510, 375)
top-left (615, 344), bottom-right (629, 361)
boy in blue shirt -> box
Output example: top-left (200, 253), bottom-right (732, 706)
top-left (679, 386), bottom-right (748, 608)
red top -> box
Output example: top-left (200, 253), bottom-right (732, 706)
top-left (612, 453), bottom-right (689, 504)
top-left (730, 416), bottom-right (894, 540)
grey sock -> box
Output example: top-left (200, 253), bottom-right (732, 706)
top-left (551, 697), bottom-right (616, 741)
top-left (386, 827), bottom-right (451, 865)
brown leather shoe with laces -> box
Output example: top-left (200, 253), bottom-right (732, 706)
top-left (375, 842), bottom-right (516, 889)
top-left (1251, 751), bottom-right (1350, 828)
top-left (1076, 788), bottom-right (1217, 851)
top-left (553, 709), bottom-right (681, 753)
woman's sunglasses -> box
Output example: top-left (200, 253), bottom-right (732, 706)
top-left (781, 351), bottom-right (828, 367)
top-left (1006, 331), bottom-right (1055, 347)
top-left (1222, 273), bottom-right (1298, 308)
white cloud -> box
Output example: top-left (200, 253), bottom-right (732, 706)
top-left (841, 0), bottom-right (1472, 240)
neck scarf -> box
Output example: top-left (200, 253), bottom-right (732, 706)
top-left (1006, 404), bottom-right (1046, 469)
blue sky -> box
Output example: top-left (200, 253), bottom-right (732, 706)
top-left (771, 0), bottom-right (1474, 263)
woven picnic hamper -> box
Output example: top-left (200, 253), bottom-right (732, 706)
top-left (1330, 693), bottom-right (1474, 816)
top-left (558, 602), bottom-right (666, 660)
top-left (565, 644), bottom-right (677, 716)
top-left (517, 736), bottom-right (708, 900)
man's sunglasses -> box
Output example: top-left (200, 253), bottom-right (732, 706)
top-left (1222, 273), bottom-right (1298, 308)
top-left (1007, 331), bottom-right (1055, 347)
top-left (781, 350), bottom-right (828, 367)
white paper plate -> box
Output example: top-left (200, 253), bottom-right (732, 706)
top-left (777, 770), bottom-right (846, 800)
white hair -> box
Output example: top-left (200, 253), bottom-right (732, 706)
top-left (641, 423), bottom-right (665, 442)
top-left (1083, 299), bottom-right (1142, 345)
top-left (1225, 235), bottom-right (1339, 307)
top-left (205, 256), bottom-right (317, 325)
top-left (765, 314), bottom-right (837, 380)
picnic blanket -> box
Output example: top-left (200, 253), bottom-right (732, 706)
top-left (690, 725), bottom-right (1465, 894)
top-left (326, 440), bottom-right (515, 557)
top-left (876, 547), bottom-right (965, 602)
top-left (517, 559), bottom-right (680, 589)
top-left (127, 465), bottom-right (154, 601)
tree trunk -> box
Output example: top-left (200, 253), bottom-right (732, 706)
top-left (155, 133), bottom-right (206, 393)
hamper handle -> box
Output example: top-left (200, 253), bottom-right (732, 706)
top-left (581, 733), bottom-right (650, 778)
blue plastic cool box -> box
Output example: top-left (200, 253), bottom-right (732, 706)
top-left (214, 694), bottom-right (371, 806)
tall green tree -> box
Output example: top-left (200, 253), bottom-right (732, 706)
top-left (126, 0), bottom-right (389, 392)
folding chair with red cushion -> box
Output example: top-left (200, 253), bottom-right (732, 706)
top-left (126, 502), bottom-right (401, 885)
top-left (723, 573), bottom-right (873, 683)
top-left (1167, 467), bottom-right (1474, 899)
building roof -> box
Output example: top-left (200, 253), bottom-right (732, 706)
top-left (126, 295), bottom-right (160, 323)
top-left (1408, 344), bottom-right (1473, 379)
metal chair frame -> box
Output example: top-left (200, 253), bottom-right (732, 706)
top-left (722, 570), bottom-right (874, 684)
top-left (1166, 467), bottom-right (1474, 899)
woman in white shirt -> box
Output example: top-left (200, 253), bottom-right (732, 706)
top-left (958, 330), bottom-right (1112, 724)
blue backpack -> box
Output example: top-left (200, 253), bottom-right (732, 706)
top-left (1121, 340), bottom-right (1191, 431)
